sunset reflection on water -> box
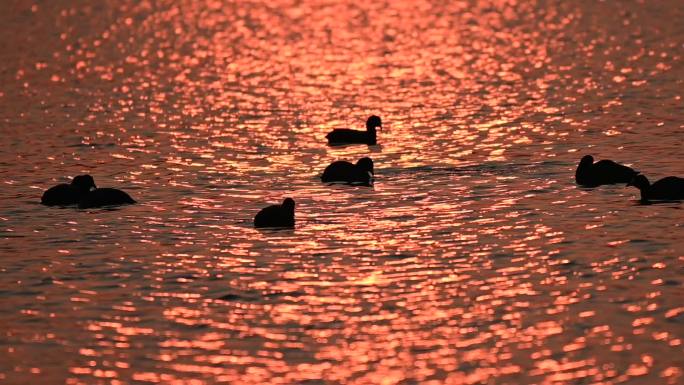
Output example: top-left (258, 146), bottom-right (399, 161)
top-left (0, 0), bottom-right (683, 384)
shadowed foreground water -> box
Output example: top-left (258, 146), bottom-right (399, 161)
top-left (0, 0), bottom-right (683, 384)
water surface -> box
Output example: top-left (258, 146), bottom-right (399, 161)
top-left (0, 0), bottom-right (683, 384)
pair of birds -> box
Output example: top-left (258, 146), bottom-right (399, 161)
top-left (575, 155), bottom-right (684, 201)
top-left (254, 157), bottom-right (374, 228)
top-left (41, 175), bottom-right (136, 208)
top-left (254, 116), bottom-right (382, 228)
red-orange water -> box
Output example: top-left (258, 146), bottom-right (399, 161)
top-left (0, 1), bottom-right (683, 384)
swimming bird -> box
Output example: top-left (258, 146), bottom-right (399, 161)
top-left (254, 198), bottom-right (295, 228)
top-left (41, 175), bottom-right (96, 206)
top-left (627, 174), bottom-right (684, 201)
top-left (78, 187), bottom-right (136, 208)
top-left (321, 157), bottom-right (374, 185)
top-left (575, 155), bottom-right (638, 187)
top-left (326, 115), bottom-right (382, 145)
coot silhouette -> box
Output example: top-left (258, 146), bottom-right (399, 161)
top-left (254, 198), bottom-right (295, 228)
top-left (326, 115), bottom-right (382, 145)
top-left (575, 155), bottom-right (637, 186)
top-left (79, 188), bottom-right (136, 208)
top-left (627, 175), bottom-right (684, 201)
top-left (41, 175), bottom-right (96, 206)
top-left (321, 157), bottom-right (374, 185)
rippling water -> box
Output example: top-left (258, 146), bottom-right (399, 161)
top-left (1, 1), bottom-right (683, 384)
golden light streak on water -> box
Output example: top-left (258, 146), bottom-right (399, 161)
top-left (0, 0), bottom-right (682, 384)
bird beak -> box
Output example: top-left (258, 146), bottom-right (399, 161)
top-left (91, 185), bottom-right (97, 191)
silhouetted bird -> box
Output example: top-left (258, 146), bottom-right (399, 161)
top-left (321, 157), bottom-right (374, 185)
top-left (79, 188), bottom-right (136, 208)
top-left (326, 115), bottom-right (382, 145)
top-left (41, 175), bottom-right (96, 206)
top-left (254, 198), bottom-right (295, 228)
top-left (627, 175), bottom-right (684, 201)
top-left (575, 155), bottom-right (637, 186)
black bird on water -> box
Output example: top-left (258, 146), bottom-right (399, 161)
top-left (254, 198), bottom-right (295, 228)
top-left (627, 175), bottom-right (684, 202)
top-left (326, 115), bottom-right (382, 145)
top-left (41, 175), bottom-right (96, 206)
top-left (41, 174), bottom-right (136, 208)
top-left (575, 155), bottom-right (637, 187)
top-left (79, 187), bottom-right (137, 209)
top-left (321, 157), bottom-right (374, 186)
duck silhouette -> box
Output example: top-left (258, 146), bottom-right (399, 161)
top-left (321, 157), bottom-right (374, 185)
top-left (575, 155), bottom-right (637, 187)
top-left (41, 174), bottom-right (136, 208)
top-left (41, 175), bottom-right (96, 206)
top-left (627, 174), bottom-right (684, 202)
top-left (79, 187), bottom-right (137, 208)
top-left (326, 115), bottom-right (381, 145)
top-left (254, 198), bottom-right (295, 228)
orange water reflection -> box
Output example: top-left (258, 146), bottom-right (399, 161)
top-left (1, 0), bottom-right (683, 384)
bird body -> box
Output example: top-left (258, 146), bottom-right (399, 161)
top-left (628, 175), bottom-right (684, 201)
top-left (326, 115), bottom-right (382, 145)
top-left (254, 198), bottom-right (295, 228)
top-left (41, 175), bottom-right (96, 206)
top-left (575, 155), bottom-right (637, 186)
top-left (41, 183), bottom-right (84, 206)
top-left (321, 157), bottom-right (374, 185)
top-left (78, 188), bottom-right (137, 208)
top-left (326, 129), bottom-right (375, 145)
